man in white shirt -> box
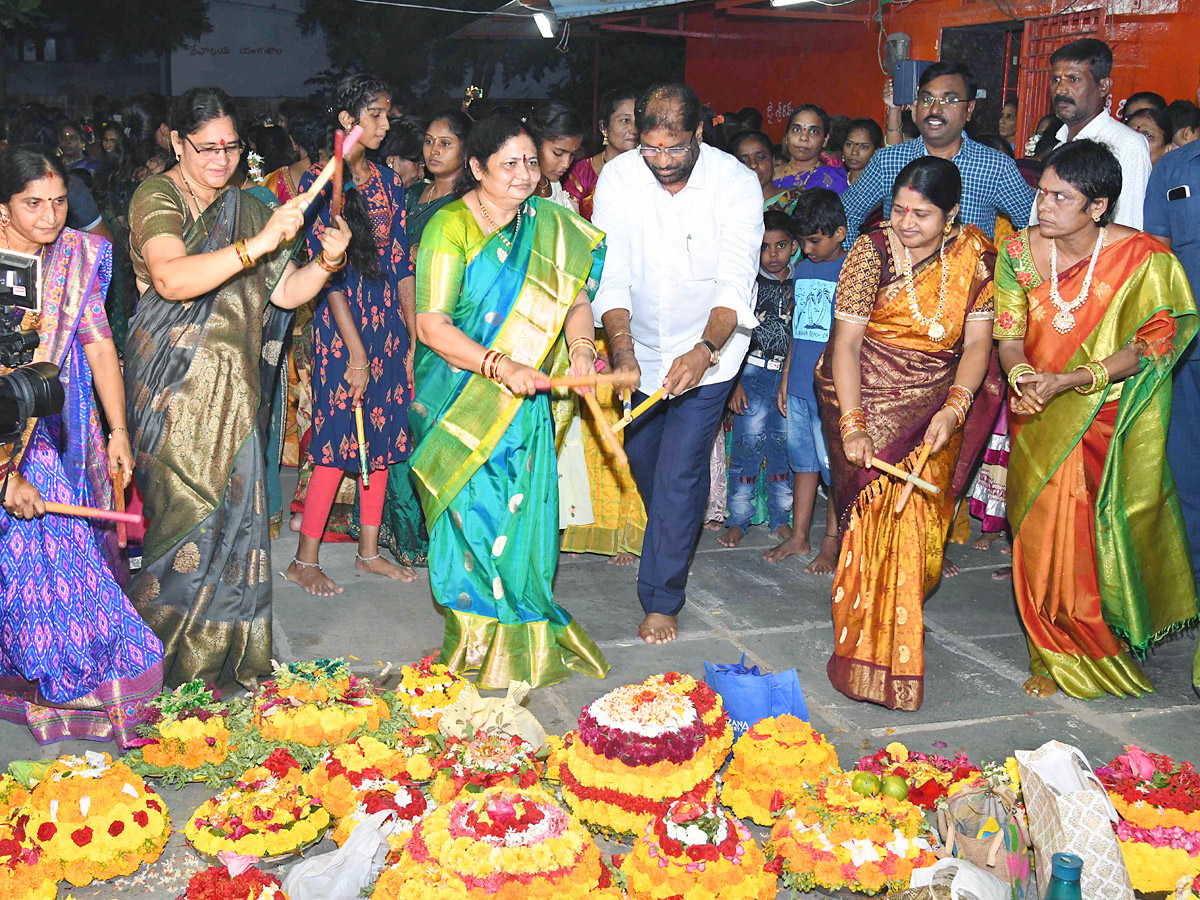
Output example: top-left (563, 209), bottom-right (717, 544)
top-left (593, 83), bottom-right (764, 645)
top-left (1031, 38), bottom-right (1151, 229)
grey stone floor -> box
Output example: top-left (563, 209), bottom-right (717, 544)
top-left (4, 491), bottom-right (1198, 898)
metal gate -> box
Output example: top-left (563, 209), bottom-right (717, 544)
top-left (1015, 7), bottom-right (1107, 151)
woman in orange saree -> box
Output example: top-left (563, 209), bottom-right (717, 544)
top-left (817, 157), bottom-right (1002, 711)
top-left (996, 140), bottom-right (1198, 700)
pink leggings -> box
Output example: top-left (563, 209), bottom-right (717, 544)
top-left (300, 465), bottom-right (386, 540)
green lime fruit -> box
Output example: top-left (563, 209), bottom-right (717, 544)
top-left (851, 772), bottom-right (881, 796)
top-left (880, 774), bottom-right (910, 800)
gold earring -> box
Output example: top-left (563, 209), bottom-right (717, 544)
top-left (1093, 214), bottom-right (1101, 223)
top-left (944, 220), bottom-right (954, 236)
top-left (0, 210), bottom-right (9, 227)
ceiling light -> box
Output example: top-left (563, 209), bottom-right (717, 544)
top-left (534, 11), bottom-right (555, 38)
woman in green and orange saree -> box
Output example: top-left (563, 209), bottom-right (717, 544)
top-left (996, 140), bottom-right (1199, 700)
top-left (411, 115), bottom-right (611, 690)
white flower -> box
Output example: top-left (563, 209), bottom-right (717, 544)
top-left (841, 838), bottom-right (881, 866)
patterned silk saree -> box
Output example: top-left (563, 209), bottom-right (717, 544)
top-left (996, 229), bottom-right (1198, 699)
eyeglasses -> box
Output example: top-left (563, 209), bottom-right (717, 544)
top-left (637, 137), bottom-right (695, 159)
top-left (917, 96), bottom-right (964, 109)
top-left (185, 135), bottom-right (244, 158)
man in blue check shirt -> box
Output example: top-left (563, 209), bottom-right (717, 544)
top-left (841, 62), bottom-right (1036, 248)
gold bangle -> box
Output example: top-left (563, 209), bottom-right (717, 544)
top-left (109, 426), bottom-right (128, 435)
top-left (1007, 363), bottom-right (1036, 397)
top-left (346, 362), bottom-right (369, 371)
top-left (317, 251), bottom-right (346, 274)
top-left (233, 239), bottom-right (255, 270)
top-left (1074, 360), bottom-right (1109, 395)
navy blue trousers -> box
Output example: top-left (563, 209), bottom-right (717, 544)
top-left (624, 380), bottom-right (731, 616)
top-left (1168, 357), bottom-right (1200, 578)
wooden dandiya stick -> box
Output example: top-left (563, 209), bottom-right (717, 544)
top-left (581, 391), bottom-right (628, 468)
top-left (113, 461), bottom-right (127, 549)
top-left (869, 456), bottom-right (939, 494)
top-left (44, 502), bottom-right (143, 526)
top-left (537, 371), bottom-right (639, 391)
top-left (620, 388), bottom-right (632, 424)
top-left (330, 129), bottom-right (345, 218)
top-left (297, 125), bottom-right (363, 212)
top-left (894, 441), bottom-right (934, 515)
top-left (612, 388), bottom-right (664, 434)
top-left (355, 406), bottom-right (370, 488)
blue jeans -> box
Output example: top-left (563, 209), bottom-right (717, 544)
top-left (726, 364), bottom-right (791, 532)
top-left (786, 393), bottom-right (831, 483)
top-left (624, 380), bottom-right (731, 617)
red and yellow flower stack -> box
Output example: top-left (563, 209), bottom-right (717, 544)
top-left (11, 751), bottom-right (171, 887)
top-left (1098, 745), bottom-right (1200, 893)
top-left (560, 672), bottom-right (734, 836)
top-left (186, 749), bottom-right (330, 860)
top-left (180, 864), bottom-right (290, 900)
top-left (622, 797), bottom-right (776, 900)
top-left (0, 818), bottom-right (58, 900)
top-left (303, 734), bottom-right (434, 819)
top-left (393, 656), bottom-right (468, 732)
top-left (429, 731), bottom-right (543, 804)
top-left (0, 774), bottom-right (29, 823)
top-left (720, 716), bottom-right (841, 825)
top-left (854, 741), bottom-right (980, 811)
top-left (253, 658), bottom-right (390, 747)
top-left (331, 783), bottom-right (428, 851)
top-left (768, 772), bottom-right (936, 896)
top-left (136, 680), bottom-right (236, 771)
top-left (371, 783), bottom-right (605, 900)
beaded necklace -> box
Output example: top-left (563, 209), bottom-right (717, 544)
top-left (477, 197), bottom-right (521, 250)
top-left (1049, 227), bottom-right (1106, 334)
top-left (899, 233), bottom-right (951, 343)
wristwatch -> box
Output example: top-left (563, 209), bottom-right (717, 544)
top-left (699, 339), bottom-right (720, 367)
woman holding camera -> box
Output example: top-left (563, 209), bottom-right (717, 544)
top-left (0, 145), bottom-right (163, 749)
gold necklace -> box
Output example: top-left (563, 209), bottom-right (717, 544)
top-left (896, 230), bottom-right (950, 343)
top-left (476, 196), bottom-right (521, 250)
top-left (179, 172), bottom-right (212, 240)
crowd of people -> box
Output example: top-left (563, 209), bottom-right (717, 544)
top-left (1, 34), bottom-right (1198, 753)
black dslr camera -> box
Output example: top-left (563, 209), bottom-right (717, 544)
top-left (0, 249), bottom-right (64, 491)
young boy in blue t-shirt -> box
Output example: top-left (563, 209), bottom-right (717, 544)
top-left (764, 189), bottom-right (846, 572)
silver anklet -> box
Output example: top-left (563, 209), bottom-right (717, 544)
top-left (290, 558), bottom-right (322, 569)
top-left (356, 553), bottom-right (382, 564)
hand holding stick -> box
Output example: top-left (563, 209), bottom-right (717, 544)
top-left (620, 389), bottom-right (632, 425)
top-left (894, 442), bottom-right (934, 515)
top-left (612, 388), bottom-right (664, 434)
top-left (535, 371), bottom-right (640, 392)
top-left (113, 461), bottom-right (127, 549)
top-left (869, 456), bottom-right (939, 494)
top-left (581, 391), bottom-right (628, 467)
top-left (297, 125), bottom-right (363, 213)
top-left (355, 406), bottom-right (370, 488)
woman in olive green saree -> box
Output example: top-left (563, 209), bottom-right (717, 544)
top-left (411, 115), bottom-right (610, 690)
top-left (997, 141), bottom-right (1198, 701)
top-left (125, 88), bottom-right (351, 688)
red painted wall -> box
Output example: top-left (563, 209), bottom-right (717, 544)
top-left (685, 1), bottom-right (1200, 141)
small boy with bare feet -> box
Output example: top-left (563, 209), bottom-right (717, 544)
top-left (720, 210), bottom-right (797, 549)
top-left (765, 189), bottom-right (845, 572)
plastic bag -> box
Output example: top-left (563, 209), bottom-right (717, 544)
top-left (703, 653), bottom-right (807, 738)
top-left (281, 809), bottom-right (393, 900)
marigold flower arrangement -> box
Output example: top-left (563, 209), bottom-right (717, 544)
top-left (393, 655), bottom-right (468, 732)
top-left (430, 730), bottom-right (543, 803)
top-left (720, 716), bottom-right (840, 825)
top-left (253, 658), bottom-right (390, 747)
top-left (0, 819), bottom-right (58, 900)
top-left (0, 774), bottom-right (29, 823)
top-left (186, 750), bottom-right (330, 860)
top-left (767, 771), bottom-right (936, 896)
top-left (1098, 745), bottom-right (1200, 893)
top-left (542, 734), bottom-right (568, 783)
top-left (1175, 872), bottom-right (1200, 900)
top-left (178, 862), bottom-right (289, 900)
top-left (303, 734), bottom-right (434, 819)
top-left (855, 741), bottom-right (979, 811)
top-left (561, 672), bottom-right (733, 837)
top-left (133, 681), bottom-right (236, 773)
top-left (622, 797), bottom-right (776, 900)
top-left (370, 782), bottom-right (605, 900)
top-left (331, 783), bottom-right (428, 851)
top-left (11, 751), bottom-right (171, 887)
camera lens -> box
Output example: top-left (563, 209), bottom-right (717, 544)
top-left (0, 361), bottom-right (64, 432)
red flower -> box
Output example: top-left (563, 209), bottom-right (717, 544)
top-left (263, 748), bottom-right (300, 779)
top-left (764, 856), bottom-right (784, 876)
top-left (71, 826), bottom-right (93, 847)
top-left (1016, 271), bottom-right (1033, 287)
top-left (108, 820), bottom-right (125, 837)
top-left (0, 838), bottom-right (21, 858)
top-left (36, 822), bottom-right (56, 842)
top-left (770, 789), bottom-right (785, 815)
top-left (133, 811), bottom-right (149, 828)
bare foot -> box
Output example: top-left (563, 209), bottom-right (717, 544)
top-left (943, 558), bottom-right (960, 578)
top-left (638, 613), bottom-right (678, 644)
top-left (991, 567), bottom-right (1013, 581)
top-left (1000, 544), bottom-right (1012, 556)
top-left (289, 513), bottom-right (303, 532)
top-left (718, 527), bottom-right (745, 548)
top-left (356, 554), bottom-right (417, 583)
top-left (607, 552), bottom-right (638, 566)
top-left (764, 536), bottom-right (811, 563)
top-left (973, 532), bottom-right (1001, 551)
top-left (804, 534), bottom-right (841, 574)
top-left (1023, 675), bottom-right (1058, 698)
top-left (772, 525), bottom-right (793, 541)
top-left (702, 519), bottom-right (723, 531)
top-left (285, 559), bottom-right (343, 595)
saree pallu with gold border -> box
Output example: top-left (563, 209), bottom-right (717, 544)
top-left (410, 197), bottom-right (609, 689)
top-left (996, 229), bottom-right (1198, 699)
top-left (0, 230), bottom-right (163, 747)
top-left (817, 226), bottom-right (1002, 711)
top-left (125, 181), bottom-right (295, 689)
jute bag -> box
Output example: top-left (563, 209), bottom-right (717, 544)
top-left (1015, 740), bottom-right (1133, 900)
top-left (936, 784), bottom-right (1033, 899)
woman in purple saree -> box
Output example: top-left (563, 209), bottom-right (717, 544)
top-left (0, 147), bottom-right (163, 748)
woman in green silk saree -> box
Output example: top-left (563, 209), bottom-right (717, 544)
top-left (995, 141), bottom-right (1199, 701)
top-left (410, 115), bottom-right (610, 689)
